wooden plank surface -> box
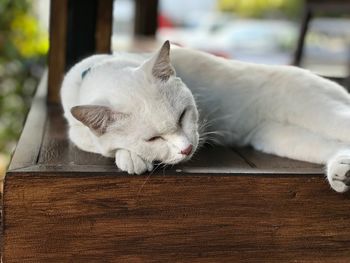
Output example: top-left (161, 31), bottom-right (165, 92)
top-left (38, 105), bottom-right (114, 167)
top-left (32, 105), bottom-right (322, 175)
top-left (37, 106), bottom-right (250, 170)
top-left (7, 89), bottom-right (323, 175)
top-left (234, 147), bottom-right (321, 169)
top-left (3, 173), bottom-right (350, 262)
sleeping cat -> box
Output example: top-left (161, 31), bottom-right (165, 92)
top-left (61, 41), bottom-right (350, 193)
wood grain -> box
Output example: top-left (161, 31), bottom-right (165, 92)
top-left (48, 0), bottom-right (68, 104)
top-left (3, 173), bottom-right (350, 263)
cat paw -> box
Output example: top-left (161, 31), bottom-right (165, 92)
top-left (327, 156), bottom-right (350, 193)
top-left (115, 149), bottom-right (153, 175)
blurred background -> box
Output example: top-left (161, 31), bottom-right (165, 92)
top-left (0, 0), bottom-right (48, 181)
top-left (1, 0), bottom-right (350, 179)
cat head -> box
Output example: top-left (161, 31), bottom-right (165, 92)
top-left (71, 41), bottom-right (199, 165)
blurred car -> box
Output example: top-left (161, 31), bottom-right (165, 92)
top-left (158, 16), bottom-right (298, 64)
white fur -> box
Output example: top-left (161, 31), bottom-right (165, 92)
top-left (61, 43), bottom-right (350, 192)
top-left (61, 45), bottom-right (199, 175)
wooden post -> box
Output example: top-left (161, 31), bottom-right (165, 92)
top-left (134, 0), bottom-right (159, 36)
top-left (47, 0), bottom-right (113, 104)
top-left (96, 0), bottom-right (113, 53)
top-left (48, 0), bottom-right (68, 104)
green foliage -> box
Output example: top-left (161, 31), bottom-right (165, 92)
top-left (0, 0), bottom-right (48, 156)
top-left (218, 0), bottom-right (304, 19)
top-left (0, 0), bottom-right (30, 60)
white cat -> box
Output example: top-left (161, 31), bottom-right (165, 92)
top-left (61, 41), bottom-right (350, 193)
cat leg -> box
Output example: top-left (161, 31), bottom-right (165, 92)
top-left (115, 149), bottom-right (154, 175)
top-left (250, 121), bottom-right (350, 192)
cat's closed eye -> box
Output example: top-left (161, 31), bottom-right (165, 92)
top-left (178, 109), bottom-right (187, 126)
top-left (147, 136), bottom-right (163, 142)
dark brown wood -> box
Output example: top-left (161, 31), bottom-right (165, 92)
top-left (95, 0), bottom-right (113, 53)
top-left (48, 0), bottom-right (68, 104)
top-left (65, 0), bottom-right (99, 70)
top-left (134, 0), bottom-right (159, 36)
top-left (48, 0), bottom-right (113, 104)
top-left (3, 173), bottom-right (350, 262)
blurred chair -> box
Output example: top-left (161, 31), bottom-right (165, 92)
top-left (293, 0), bottom-right (350, 87)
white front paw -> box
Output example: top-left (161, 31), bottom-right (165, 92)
top-left (327, 156), bottom-right (350, 193)
top-left (115, 149), bottom-right (153, 175)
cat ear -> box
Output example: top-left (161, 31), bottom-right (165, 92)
top-left (142, 40), bottom-right (175, 81)
top-left (70, 105), bottom-right (125, 135)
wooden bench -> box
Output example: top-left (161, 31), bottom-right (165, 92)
top-left (3, 0), bottom-right (350, 262)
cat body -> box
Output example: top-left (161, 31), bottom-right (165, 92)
top-left (61, 41), bottom-right (350, 193)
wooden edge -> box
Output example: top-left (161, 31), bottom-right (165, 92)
top-left (95, 0), bottom-right (113, 53)
top-left (48, 0), bottom-right (68, 104)
top-left (3, 172), bottom-right (349, 262)
top-left (7, 71), bottom-right (48, 171)
top-left (6, 165), bottom-right (323, 176)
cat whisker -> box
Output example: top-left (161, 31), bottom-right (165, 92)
top-left (161, 163), bottom-right (168, 175)
top-left (198, 114), bottom-right (234, 132)
top-left (137, 172), bottom-right (152, 196)
top-left (201, 130), bottom-right (230, 136)
top-left (137, 161), bottom-right (163, 195)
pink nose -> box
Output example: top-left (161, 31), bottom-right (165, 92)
top-left (181, 144), bottom-right (193, 156)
